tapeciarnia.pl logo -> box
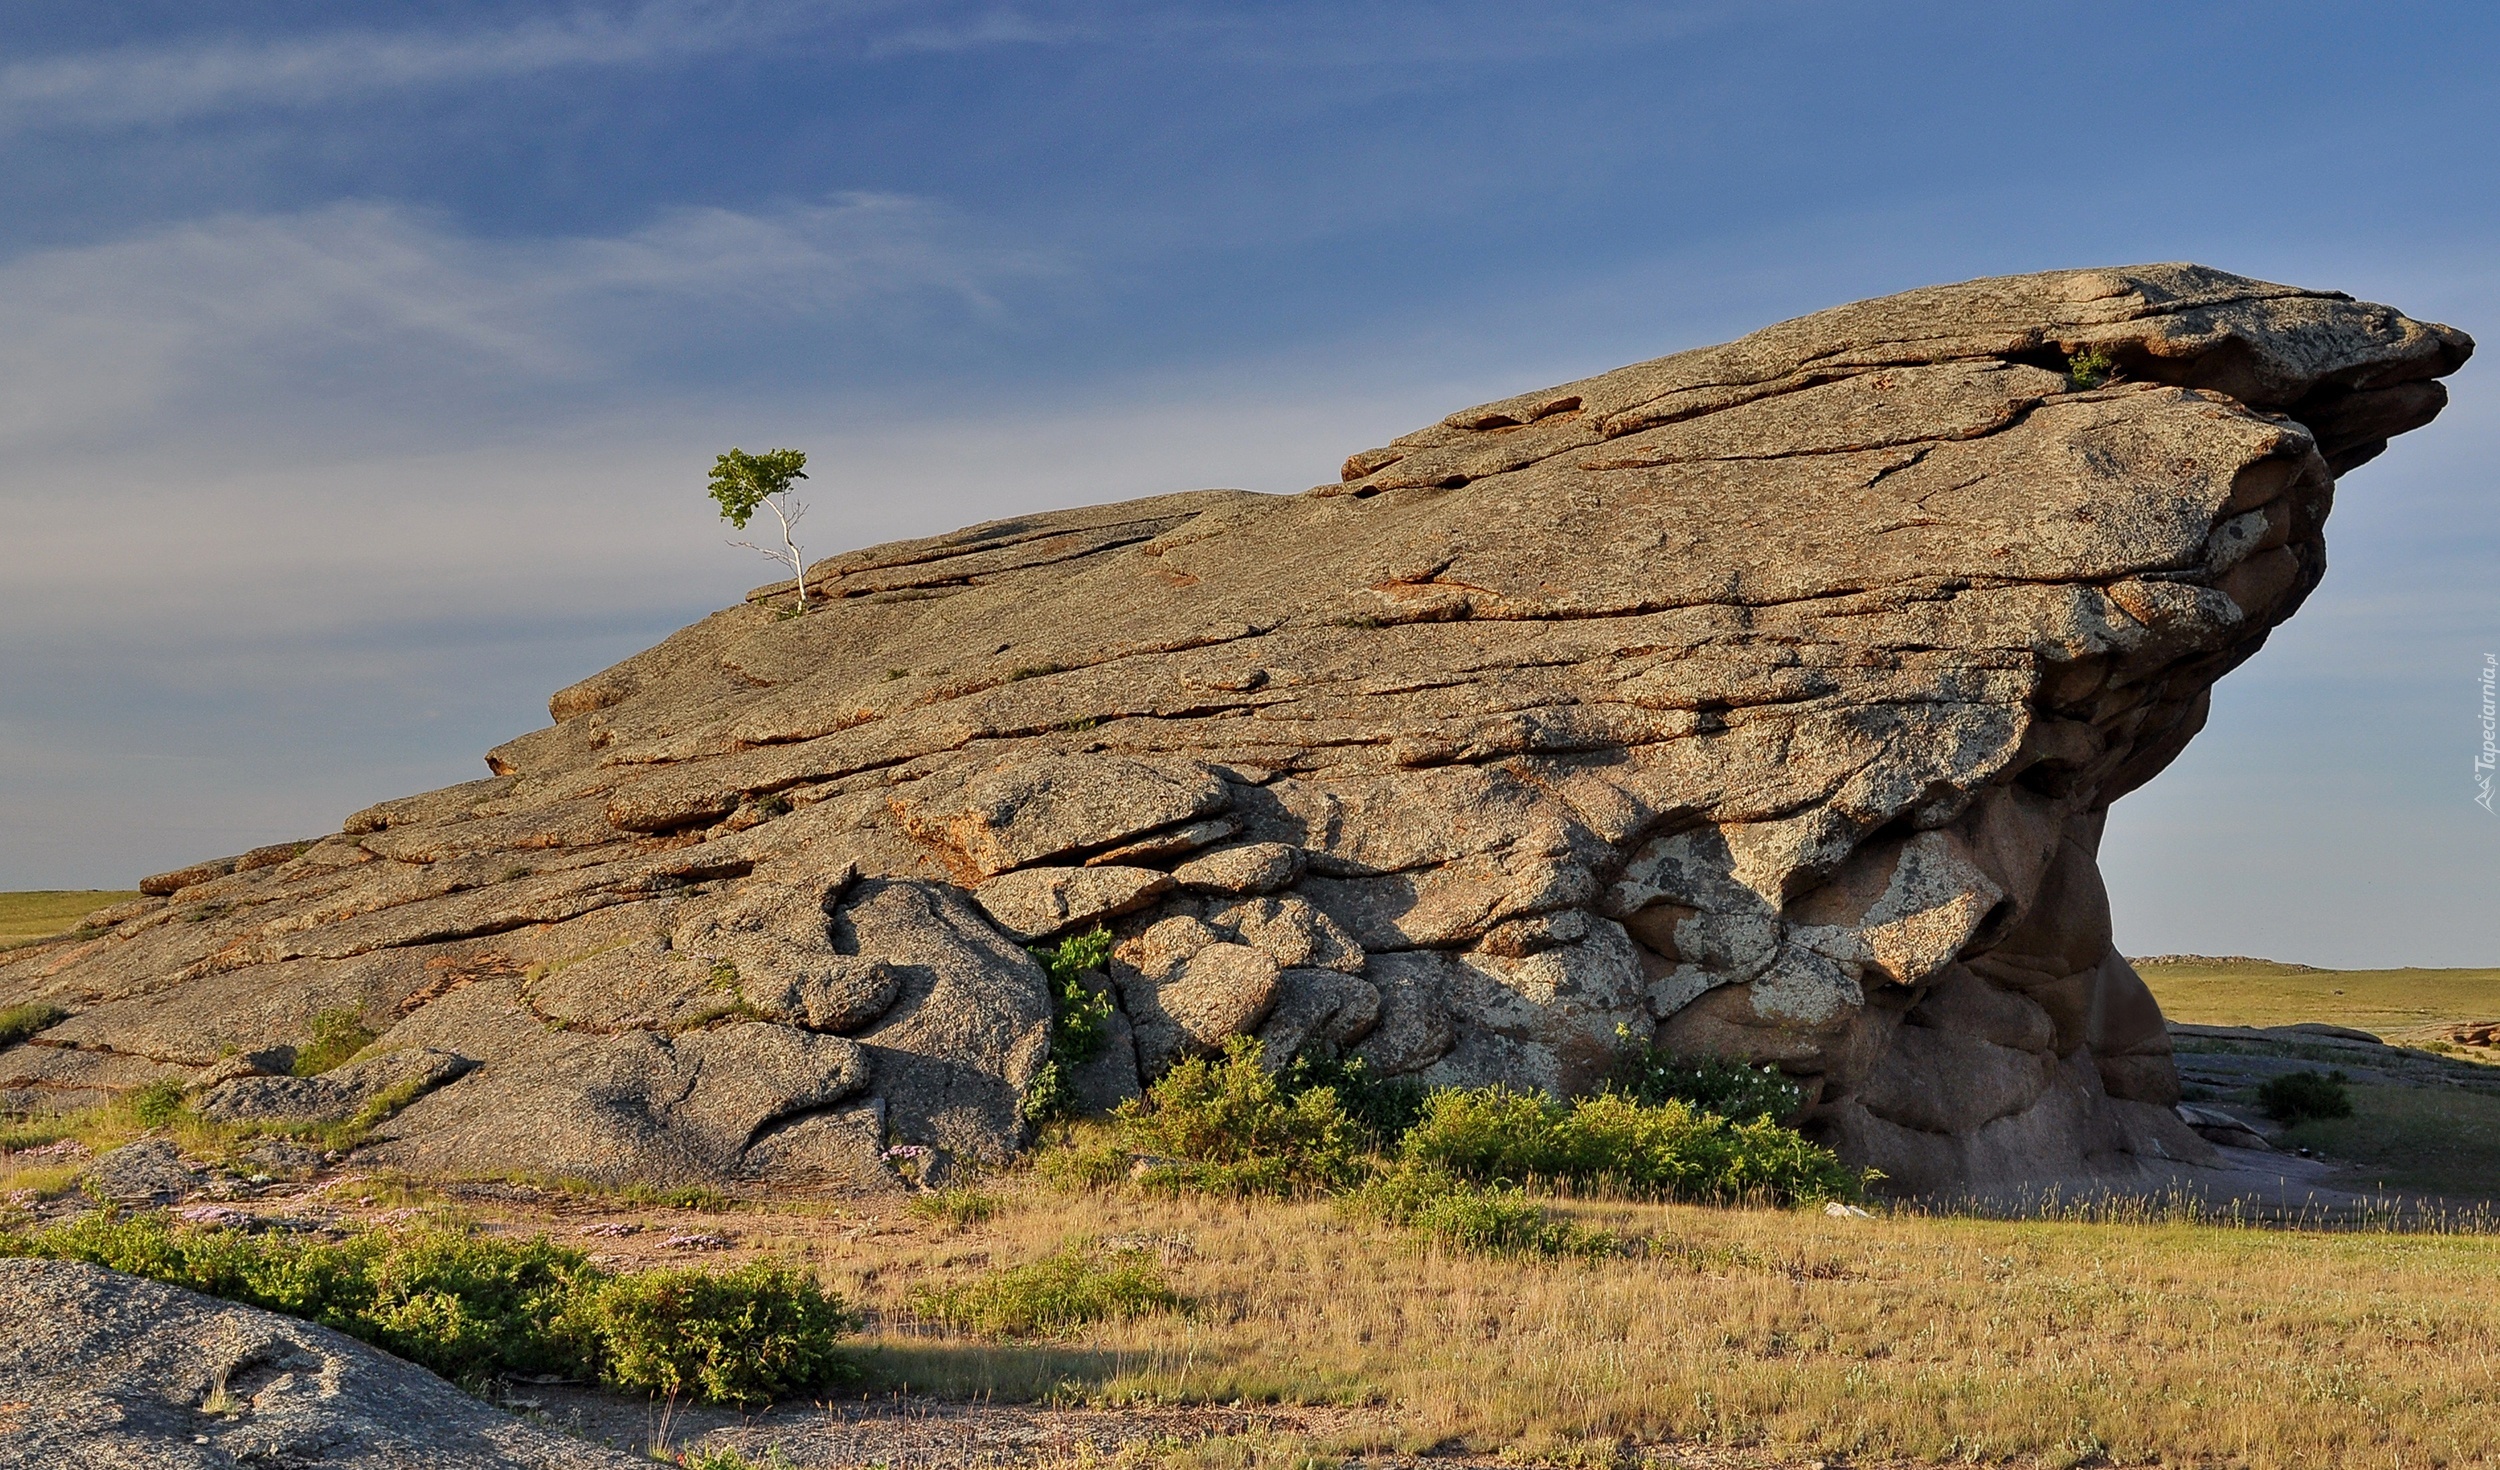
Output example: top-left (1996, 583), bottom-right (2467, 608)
top-left (2479, 652), bottom-right (2497, 812)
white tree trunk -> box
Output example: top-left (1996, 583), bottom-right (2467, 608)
top-left (765, 496), bottom-right (808, 612)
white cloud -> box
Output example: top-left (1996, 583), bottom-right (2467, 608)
top-left (864, 8), bottom-right (1061, 57)
top-left (568, 195), bottom-right (1040, 311)
top-left (0, 1), bottom-right (1767, 137)
top-left (0, 195), bottom-right (1052, 452)
top-left (0, 2), bottom-right (844, 132)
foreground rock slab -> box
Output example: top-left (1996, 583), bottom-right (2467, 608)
top-left (0, 264), bottom-right (2470, 1197)
top-left (0, 1258), bottom-right (635, 1469)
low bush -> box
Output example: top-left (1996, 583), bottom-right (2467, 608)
top-left (293, 1008), bottom-right (378, 1076)
top-left (1115, 1036), bottom-right (1366, 1196)
top-left (1040, 1031), bottom-right (1860, 1218)
top-left (1605, 1036), bottom-right (1802, 1123)
top-left (1276, 1051), bottom-right (1430, 1149)
top-left (569, 1260), bottom-right (856, 1404)
top-left (2066, 346), bottom-right (2117, 389)
top-left (1022, 927), bottom-right (1118, 1123)
top-left (1399, 1087), bottom-right (1863, 1205)
top-left (350, 1225), bottom-right (601, 1381)
top-left (0, 1210), bottom-right (855, 1404)
top-left (2258, 1069), bottom-right (2355, 1123)
top-left (1355, 1167), bottom-right (1618, 1259)
top-left (1406, 1185), bottom-right (1619, 1260)
top-left (910, 1243), bottom-right (1184, 1336)
top-left (0, 1002), bottom-right (69, 1049)
top-left (125, 1078), bottom-right (188, 1127)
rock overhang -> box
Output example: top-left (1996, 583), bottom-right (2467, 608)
top-left (1, 264), bottom-right (2470, 1198)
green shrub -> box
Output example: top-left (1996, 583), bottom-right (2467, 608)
top-left (1022, 927), bottom-right (1119, 1123)
top-left (1116, 1036), bottom-right (1366, 1196)
top-left (1606, 1035), bottom-right (1802, 1123)
top-left (1405, 1184), bottom-right (1617, 1259)
top-left (567, 1260), bottom-right (857, 1405)
top-left (0, 1211), bottom-right (855, 1404)
top-left (1052, 1039), bottom-right (1854, 1206)
top-left (293, 1008), bottom-right (377, 1076)
top-left (0, 1211), bottom-right (582, 1381)
top-left (1276, 1051), bottom-right (1429, 1148)
top-left (1393, 1085), bottom-right (1554, 1181)
top-left (1399, 1087), bottom-right (1863, 1205)
top-left (911, 1243), bottom-right (1184, 1336)
top-left (2066, 346), bottom-right (2116, 389)
top-left (0, 1002), bottom-right (69, 1049)
top-left (7, 1208), bottom-right (211, 1284)
top-left (124, 1078), bottom-right (188, 1127)
top-left (1355, 1167), bottom-right (1617, 1259)
top-left (2257, 1069), bottom-right (2354, 1123)
top-left (354, 1227), bottom-right (594, 1381)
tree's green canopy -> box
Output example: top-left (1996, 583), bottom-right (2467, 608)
top-left (707, 448), bottom-right (808, 529)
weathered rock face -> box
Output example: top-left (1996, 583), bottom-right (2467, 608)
top-left (0, 265), bottom-right (2469, 1196)
top-left (0, 1258), bottom-right (635, 1468)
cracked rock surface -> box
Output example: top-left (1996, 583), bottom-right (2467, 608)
top-left (0, 1258), bottom-right (634, 1469)
top-left (0, 265), bottom-right (2469, 1196)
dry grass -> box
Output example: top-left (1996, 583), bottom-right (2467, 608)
top-left (2282, 1083), bottom-right (2500, 1198)
top-left (672, 1178), bottom-right (2500, 1470)
top-left (2140, 957), bottom-right (2500, 1037)
top-left (14, 922), bottom-right (2500, 1464)
top-left (15, 1144), bottom-right (2500, 1466)
top-left (1, 1100), bottom-right (200, 1202)
top-left (0, 1082), bottom-right (407, 1196)
top-left (1, 1098), bottom-right (157, 1164)
top-left (0, 889), bottom-right (136, 947)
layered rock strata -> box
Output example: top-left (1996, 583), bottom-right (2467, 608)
top-left (0, 265), bottom-right (2469, 1195)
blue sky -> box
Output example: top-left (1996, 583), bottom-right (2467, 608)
top-left (0, 1), bottom-right (2494, 965)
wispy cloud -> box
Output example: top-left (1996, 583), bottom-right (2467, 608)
top-left (0, 1), bottom-right (907, 132)
top-left (0, 1), bottom-right (1762, 135)
top-left (864, 8), bottom-right (1061, 57)
top-left (0, 194), bottom-right (1053, 451)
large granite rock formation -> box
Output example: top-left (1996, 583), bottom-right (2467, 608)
top-left (0, 266), bottom-right (2469, 1196)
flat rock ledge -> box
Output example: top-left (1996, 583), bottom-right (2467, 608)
top-left (0, 1258), bottom-right (634, 1469)
top-left (0, 264), bottom-right (2470, 1198)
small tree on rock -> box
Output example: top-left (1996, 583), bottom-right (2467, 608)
top-left (708, 448), bottom-right (813, 612)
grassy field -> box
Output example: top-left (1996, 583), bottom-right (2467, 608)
top-left (825, 1185), bottom-right (2500, 1470)
top-left (16, 1166), bottom-right (2496, 1470)
top-left (2142, 956), bottom-right (2500, 1201)
top-left (0, 890), bottom-right (137, 947)
top-left (2278, 1083), bottom-right (2500, 1198)
top-left (2138, 956), bottom-right (2500, 1037)
top-left (15, 920), bottom-right (2500, 1464)
top-left (8, 1059), bottom-right (2499, 1470)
